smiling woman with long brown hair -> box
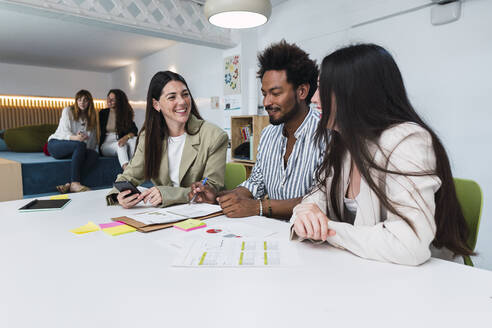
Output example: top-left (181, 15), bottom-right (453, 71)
top-left (290, 44), bottom-right (472, 265)
top-left (48, 89), bottom-right (99, 193)
top-left (106, 71), bottom-right (228, 208)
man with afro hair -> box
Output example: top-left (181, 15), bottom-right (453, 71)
top-left (190, 40), bottom-right (324, 219)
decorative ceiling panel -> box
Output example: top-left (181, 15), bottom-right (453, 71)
top-left (1, 0), bottom-right (235, 48)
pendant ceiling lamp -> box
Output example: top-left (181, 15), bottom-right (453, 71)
top-left (204, 0), bottom-right (272, 29)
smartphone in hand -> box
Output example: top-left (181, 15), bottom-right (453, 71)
top-left (114, 181), bottom-right (141, 197)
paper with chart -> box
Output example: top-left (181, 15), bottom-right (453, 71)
top-left (126, 203), bottom-right (221, 225)
top-left (174, 238), bottom-right (295, 267)
top-left (155, 220), bottom-right (279, 251)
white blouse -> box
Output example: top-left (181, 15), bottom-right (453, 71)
top-left (167, 133), bottom-right (187, 187)
top-left (48, 106), bottom-right (98, 151)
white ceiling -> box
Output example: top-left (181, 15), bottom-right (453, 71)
top-left (0, 8), bottom-right (176, 72)
top-left (0, 0), bottom-right (288, 73)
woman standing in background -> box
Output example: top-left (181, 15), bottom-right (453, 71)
top-left (48, 89), bottom-right (99, 193)
top-left (99, 89), bottom-right (138, 170)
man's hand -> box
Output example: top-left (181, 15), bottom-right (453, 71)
top-left (293, 203), bottom-right (336, 241)
top-left (117, 189), bottom-right (142, 209)
top-left (217, 192), bottom-right (259, 217)
top-left (188, 182), bottom-right (217, 204)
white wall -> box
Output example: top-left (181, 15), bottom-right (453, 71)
top-left (0, 62), bottom-right (110, 98)
top-left (347, 0), bottom-right (492, 270)
top-left (110, 42), bottom-right (225, 130)
top-left (258, 0), bottom-right (492, 270)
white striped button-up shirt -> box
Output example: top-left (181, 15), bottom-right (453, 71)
top-left (240, 108), bottom-right (324, 200)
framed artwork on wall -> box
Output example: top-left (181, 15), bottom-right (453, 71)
top-left (224, 55), bottom-right (241, 95)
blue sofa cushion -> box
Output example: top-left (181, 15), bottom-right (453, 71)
top-left (0, 151), bottom-right (122, 195)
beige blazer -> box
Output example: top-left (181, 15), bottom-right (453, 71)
top-left (291, 122), bottom-right (445, 266)
top-left (106, 115), bottom-right (228, 207)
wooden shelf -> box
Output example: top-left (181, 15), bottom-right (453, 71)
top-left (230, 115), bottom-right (269, 163)
top-left (231, 159), bottom-right (255, 165)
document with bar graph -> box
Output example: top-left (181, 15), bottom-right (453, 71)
top-left (173, 238), bottom-right (297, 267)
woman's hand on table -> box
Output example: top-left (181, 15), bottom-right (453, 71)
top-left (139, 187), bottom-right (163, 206)
top-left (293, 203), bottom-right (336, 241)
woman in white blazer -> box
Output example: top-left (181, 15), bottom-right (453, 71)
top-left (290, 44), bottom-right (472, 266)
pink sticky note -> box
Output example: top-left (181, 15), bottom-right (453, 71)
top-left (99, 221), bottom-right (124, 229)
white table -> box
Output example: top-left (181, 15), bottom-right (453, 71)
top-left (1, 189), bottom-right (491, 328)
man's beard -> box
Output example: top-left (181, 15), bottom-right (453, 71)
top-left (267, 98), bottom-right (301, 126)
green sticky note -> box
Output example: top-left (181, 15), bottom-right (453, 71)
top-left (70, 221), bottom-right (100, 234)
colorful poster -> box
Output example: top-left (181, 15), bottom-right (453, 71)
top-left (224, 55), bottom-right (241, 95)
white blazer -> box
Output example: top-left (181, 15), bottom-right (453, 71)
top-left (290, 122), bottom-right (453, 266)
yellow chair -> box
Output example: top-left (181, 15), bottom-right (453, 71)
top-left (454, 178), bottom-right (483, 266)
top-left (225, 162), bottom-right (247, 190)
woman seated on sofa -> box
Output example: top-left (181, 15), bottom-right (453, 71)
top-left (106, 71), bottom-right (228, 208)
top-left (99, 89), bottom-right (138, 170)
top-left (290, 44), bottom-right (473, 265)
top-left (48, 89), bottom-right (99, 193)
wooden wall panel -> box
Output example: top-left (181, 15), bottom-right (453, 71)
top-left (0, 95), bottom-right (106, 129)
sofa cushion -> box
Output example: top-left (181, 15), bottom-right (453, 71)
top-left (0, 151), bottom-right (123, 195)
top-left (4, 124), bottom-right (58, 152)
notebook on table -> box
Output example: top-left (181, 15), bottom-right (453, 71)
top-left (18, 199), bottom-right (71, 212)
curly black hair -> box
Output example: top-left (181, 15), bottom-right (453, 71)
top-left (257, 39), bottom-right (318, 104)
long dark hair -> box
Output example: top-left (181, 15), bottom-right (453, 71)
top-left (108, 89), bottom-right (134, 135)
top-left (315, 44), bottom-right (472, 256)
top-left (142, 71), bottom-right (202, 180)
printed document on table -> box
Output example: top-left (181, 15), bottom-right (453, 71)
top-left (154, 219), bottom-right (280, 252)
top-left (126, 203), bottom-right (221, 225)
top-left (173, 238), bottom-right (297, 267)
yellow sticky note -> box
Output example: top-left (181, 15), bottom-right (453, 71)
top-left (174, 219), bottom-right (206, 231)
top-left (103, 224), bottom-right (136, 236)
top-left (70, 221), bottom-right (100, 234)
top-left (50, 194), bottom-right (69, 200)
